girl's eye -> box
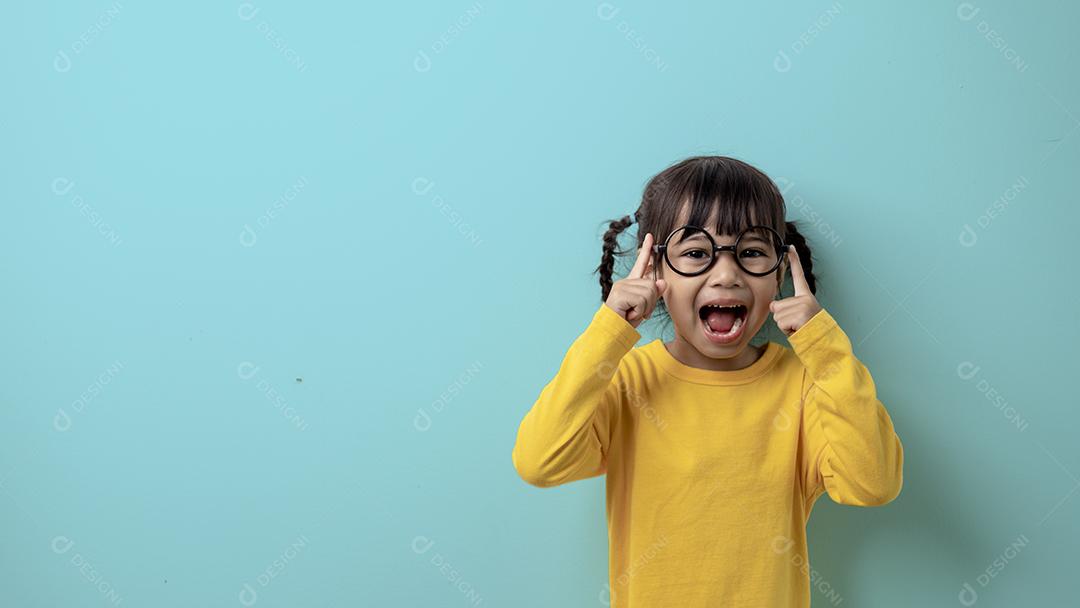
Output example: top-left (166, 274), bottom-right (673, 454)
top-left (740, 249), bottom-right (765, 258)
top-left (682, 249), bottom-right (708, 259)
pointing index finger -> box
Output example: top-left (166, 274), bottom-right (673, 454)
top-left (629, 232), bottom-right (654, 279)
top-left (787, 245), bottom-right (811, 297)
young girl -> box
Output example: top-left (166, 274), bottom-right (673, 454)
top-left (512, 156), bottom-right (904, 607)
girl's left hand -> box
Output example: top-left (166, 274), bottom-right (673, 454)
top-left (769, 245), bottom-right (823, 337)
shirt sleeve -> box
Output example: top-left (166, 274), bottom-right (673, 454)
top-left (790, 308), bottom-right (904, 507)
top-left (511, 303), bottom-right (641, 488)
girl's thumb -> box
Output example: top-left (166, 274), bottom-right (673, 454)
top-left (655, 279), bottom-right (667, 296)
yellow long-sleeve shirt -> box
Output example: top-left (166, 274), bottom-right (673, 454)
top-left (512, 302), bottom-right (903, 607)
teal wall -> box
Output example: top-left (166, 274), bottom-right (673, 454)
top-left (2, 1), bottom-right (1076, 606)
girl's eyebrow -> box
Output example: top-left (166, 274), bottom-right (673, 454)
top-left (699, 231), bottom-right (769, 246)
top-left (700, 230), bottom-right (762, 240)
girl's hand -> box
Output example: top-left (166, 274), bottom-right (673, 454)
top-left (605, 232), bottom-right (668, 329)
top-left (769, 245), bottom-right (823, 337)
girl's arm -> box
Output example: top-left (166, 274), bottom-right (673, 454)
top-left (790, 308), bottom-right (905, 506)
top-left (512, 303), bottom-right (640, 488)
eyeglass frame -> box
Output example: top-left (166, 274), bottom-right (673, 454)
top-left (651, 224), bottom-right (788, 277)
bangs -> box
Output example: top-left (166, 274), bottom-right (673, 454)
top-left (681, 161), bottom-right (783, 237)
top-left (645, 156), bottom-right (787, 245)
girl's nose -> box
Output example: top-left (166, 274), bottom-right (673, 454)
top-left (706, 251), bottom-right (743, 287)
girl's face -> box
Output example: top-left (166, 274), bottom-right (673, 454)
top-left (646, 206), bottom-right (787, 371)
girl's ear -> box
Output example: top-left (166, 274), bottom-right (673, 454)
top-left (646, 251), bottom-right (659, 279)
top-left (776, 257), bottom-right (787, 293)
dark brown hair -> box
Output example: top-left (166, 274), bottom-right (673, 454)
top-left (595, 155), bottom-right (818, 337)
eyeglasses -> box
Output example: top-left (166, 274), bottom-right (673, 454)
top-left (652, 225), bottom-right (787, 277)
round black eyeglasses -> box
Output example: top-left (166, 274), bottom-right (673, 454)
top-left (652, 225), bottom-right (788, 277)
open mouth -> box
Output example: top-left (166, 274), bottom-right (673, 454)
top-left (699, 303), bottom-right (748, 341)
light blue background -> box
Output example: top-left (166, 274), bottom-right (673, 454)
top-left (2, 1), bottom-right (1076, 606)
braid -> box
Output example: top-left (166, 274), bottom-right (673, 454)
top-left (596, 215), bottom-right (635, 302)
top-left (783, 221), bottom-right (818, 295)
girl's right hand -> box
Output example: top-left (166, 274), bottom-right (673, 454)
top-left (604, 232), bottom-right (668, 329)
